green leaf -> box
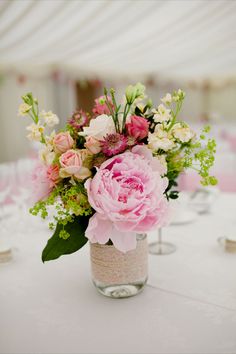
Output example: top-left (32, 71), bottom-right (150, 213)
top-left (42, 215), bottom-right (89, 262)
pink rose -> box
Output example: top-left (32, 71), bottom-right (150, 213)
top-left (92, 96), bottom-right (113, 116)
top-left (59, 149), bottom-right (91, 180)
top-left (85, 146), bottom-right (169, 252)
top-left (126, 115), bottom-right (149, 140)
top-left (84, 136), bottom-right (102, 154)
top-left (31, 163), bottom-right (52, 202)
top-left (46, 164), bottom-right (60, 188)
top-left (53, 132), bottom-right (74, 154)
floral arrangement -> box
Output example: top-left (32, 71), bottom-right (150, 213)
top-left (19, 84), bottom-right (217, 261)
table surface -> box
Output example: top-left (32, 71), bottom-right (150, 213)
top-left (1, 193), bottom-right (236, 354)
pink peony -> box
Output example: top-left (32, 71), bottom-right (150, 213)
top-left (46, 164), bottom-right (60, 188)
top-left (84, 136), bottom-right (102, 154)
top-left (31, 163), bottom-right (52, 202)
top-left (59, 149), bottom-right (91, 180)
top-left (85, 146), bottom-right (169, 252)
top-left (92, 96), bottom-right (113, 116)
top-left (53, 132), bottom-right (74, 154)
top-left (126, 115), bottom-right (149, 140)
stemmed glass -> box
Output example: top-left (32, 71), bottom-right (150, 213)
top-left (148, 228), bottom-right (176, 255)
top-left (10, 158), bottom-right (35, 231)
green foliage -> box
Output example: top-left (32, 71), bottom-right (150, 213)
top-left (42, 215), bottom-right (89, 262)
top-left (165, 150), bottom-right (184, 199)
top-left (182, 130), bottom-right (217, 187)
top-left (60, 184), bottom-right (93, 217)
top-left (29, 182), bottom-right (93, 233)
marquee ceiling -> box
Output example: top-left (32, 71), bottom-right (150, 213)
top-left (0, 0), bottom-right (236, 81)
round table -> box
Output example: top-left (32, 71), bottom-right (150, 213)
top-left (1, 193), bottom-right (236, 354)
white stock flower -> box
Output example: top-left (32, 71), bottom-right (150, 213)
top-left (18, 103), bottom-right (32, 116)
top-left (40, 110), bottom-right (59, 128)
top-left (125, 82), bottom-right (145, 104)
top-left (172, 123), bottom-right (195, 143)
top-left (173, 89), bottom-right (186, 102)
top-left (26, 123), bottom-right (44, 142)
top-left (148, 125), bottom-right (175, 151)
top-left (79, 114), bottom-right (116, 140)
top-left (39, 146), bottom-right (56, 166)
top-left (45, 130), bottom-right (56, 147)
top-left (152, 104), bottom-right (171, 123)
top-left (161, 93), bottom-right (172, 105)
top-left (136, 103), bottom-right (145, 112)
top-left (154, 154), bottom-right (167, 175)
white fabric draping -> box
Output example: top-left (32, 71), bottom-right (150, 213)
top-left (0, 0), bottom-right (236, 81)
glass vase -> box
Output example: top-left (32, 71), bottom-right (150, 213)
top-left (90, 233), bottom-right (148, 298)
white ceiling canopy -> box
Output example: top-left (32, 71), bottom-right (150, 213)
top-left (0, 0), bottom-right (236, 81)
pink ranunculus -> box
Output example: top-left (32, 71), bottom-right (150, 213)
top-left (92, 95), bottom-right (113, 116)
top-left (46, 164), bottom-right (60, 188)
top-left (85, 146), bottom-right (169, 252)
top-left (59, 149), bottom-right (91, 180)
top-left (84, 136), bottom-right (102, 154)
top-left (53, 131), bottom-right (74, 154)
top-left (126, 115), bottom-right (149, 140)
top-left (31, 163), bottom-right (52, 202)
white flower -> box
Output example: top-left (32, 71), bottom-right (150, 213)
top-left (154, 154), bottom-right (167, 175)
top-left (136, 103), bottom-right (145, 112)
top-left (45, 130), bottom-right (56, 147)
top-left (161, 93), bottom-right (172, 105)
top-left (40, 110), bottom-right (59, 127)
top-left (172, 123), bottom-right (195, 143)
top-left (39, 146), bottom-right (56, 166)
top-left (148, 125), bottom-right (175, 151)
top-left (152, 104), bottom-right (171, 123)
top-left (173, 89), bottom-right (186, 102)
top-left (79, 114), bottom-right (116, 140)
top-left (26, 123), bottom-right (44, 142)
top-left (125, 82), bottom-right (145, 104)
top-left (18, 103), bottom-right (32, 116)
top-left (39, 132), bottom-right (56, 165)
top-left (154, 124), bottom-right (168, 138)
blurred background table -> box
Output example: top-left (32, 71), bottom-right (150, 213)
top-left (1, 192), bottom-right (236, 354)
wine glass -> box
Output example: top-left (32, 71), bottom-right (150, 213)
top-left (148, 228), bottom-right (176, 255)
top-left (10, 158), bottom-right (35, 230)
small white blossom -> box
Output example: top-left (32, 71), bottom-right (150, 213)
top-left (173, 89), bottom-right (186, 102)
top-left (172, 123), bottom-right (195, 143)
top-left (79, 114), bottom-right (116, 140)
top-left (154, 124), bottom-right (169, 138)
top-left (18, 103), bottom-right (32, 116)
top-left (148, 133), bottom-right (175, 151)
top-left (125, 82), bottom-right (145, 104)
top-left (152, 104), bottom-right (171, 123)
top-left (40, 110), bottom-right (59, 128)
top-left (45, 130), bottom-right (56, 147)
top-left (154, 154), bottom-right (167, 175)
top-left (161, 93), bottom-right (172, 105)
top-left (39, 146), bottom-right (56, 166)
top-left (26, 123), bottom-right (44, 142)
top-left (136, 103), bottom-right (145, 112)
top-left (148, 125), bottom-right (175, 152)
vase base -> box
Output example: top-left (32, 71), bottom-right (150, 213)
top-left (148, 241), bottom-right (176, 255)
top-left (93, 278), bottom-right (147, 299)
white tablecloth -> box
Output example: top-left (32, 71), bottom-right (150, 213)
top-left (1, 193), bottom-right (236, 354)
